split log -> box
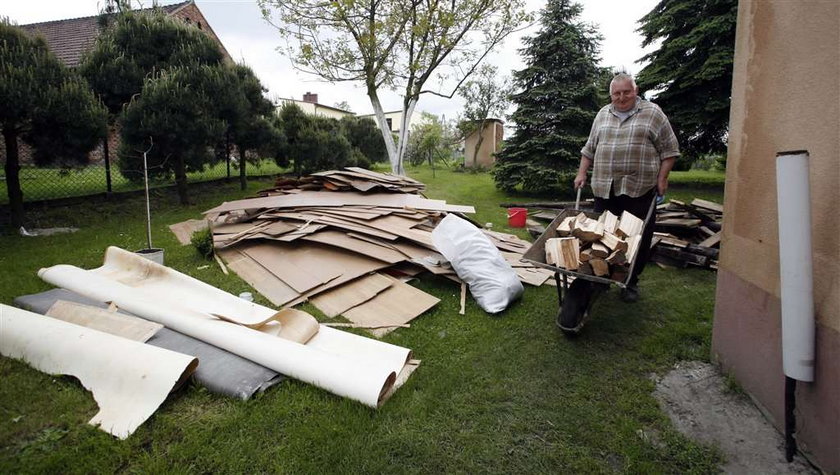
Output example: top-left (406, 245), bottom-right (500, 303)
top-left (589, 258), bottom-right (610, 277)
top-left (598, 211), bottom-right (620, 234)
top-left (599, 231), bottom-right (628, 253)
top-left (577, 261), bottom-right (594, 275)
top-left (617, 211), bottom-right (644, 239)
top-left (556, 237), bottom-right (581, 270)
top-left (556, 216), bottom-right (576, 237)
top-left (590, 242), bottom-right (610, 259)
top-left (572, 216), bottom-right (604, 242)
top-left (606, 250), bottom-right (627, 266)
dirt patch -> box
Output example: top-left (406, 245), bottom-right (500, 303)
top-left (653, 361), bottom-right (817, 474)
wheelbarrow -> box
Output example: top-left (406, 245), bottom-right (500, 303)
top-left (521, 196), bottom-right (657, 335)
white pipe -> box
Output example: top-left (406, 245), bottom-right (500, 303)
top-left (775, 150), bottom-right (815, 382)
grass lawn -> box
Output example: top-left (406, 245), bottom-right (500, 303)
top-left (0, 167), bottom-right (726, 473)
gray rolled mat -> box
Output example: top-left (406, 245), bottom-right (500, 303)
top-left (13, 288), bottom-right (284, 400)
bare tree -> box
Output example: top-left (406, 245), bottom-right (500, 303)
top-left (258, 0), bottom-right (529, 175)
top-left (458, 64), bottom-right (511, 166)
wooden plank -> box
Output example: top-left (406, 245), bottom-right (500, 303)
top-left (656, 218), bottom-right (702, 228)
top-left (698, 231), bottom-right (722, 248)
top-left (459, 282), bottom-right (466, 315)
top-left (515, 267), bottom-right (551, 286)
top-left (309, 273), bottom-right (393, 318)
top-left (342, 276), bottom-right (440, 337)
top-left (691, 198), bottom-right (724, 214)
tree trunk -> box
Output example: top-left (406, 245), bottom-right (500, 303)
top-left (472, 119), bottom-right (487, 166)
top-left (367, 88), bottom-right (398, 173)
top-left (3, 127), bottom-right (25, 229)
top-left (174, 156), bottom-right (189, 205)
top-left (238, 145), bottom-right (247, 191)
top-left (393, 98), bottom-right (418, 176)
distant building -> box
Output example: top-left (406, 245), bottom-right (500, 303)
top-left (463, 119), bottom-right (504, 168)
top-left (17, 1), bottom-right (231, 67)
top-left (277, 92), bottom-right (354, 120)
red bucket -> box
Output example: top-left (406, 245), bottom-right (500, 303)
top-left (507, 207), bottom-right (527, 228)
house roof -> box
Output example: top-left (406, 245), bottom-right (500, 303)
top-left (278, 98), bottom-right (355, 115)
top-left (18, 1), bottom-right (192, 68)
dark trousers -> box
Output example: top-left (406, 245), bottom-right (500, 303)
top-left (593, 186), bottom-right (656, 287)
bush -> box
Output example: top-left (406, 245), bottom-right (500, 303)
top-left (191, 227), bottom-right (213, 259)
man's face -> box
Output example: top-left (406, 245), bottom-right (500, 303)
top-left (610, 79), bottom-right (638, 112)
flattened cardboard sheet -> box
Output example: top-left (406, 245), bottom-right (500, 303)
top-left (310, 273), bottom-right (393, 317)
top-left (168, 219), bottom-right (208, 245)
top-left (342, 276), bottom-right (440, 337)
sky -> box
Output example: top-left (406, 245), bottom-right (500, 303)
top-left (5, 0), bottom-right (660, 120)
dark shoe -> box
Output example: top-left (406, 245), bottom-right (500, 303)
top-left (620, 285), bottom-right (640, 303)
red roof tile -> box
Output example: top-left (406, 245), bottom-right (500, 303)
top-left (18, 1), bottom-right (191, 68)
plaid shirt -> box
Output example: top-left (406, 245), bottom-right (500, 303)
top-left (581, 99), bottom-right (680, 198)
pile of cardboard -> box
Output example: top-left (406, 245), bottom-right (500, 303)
top-left (198, 169), bottom-right (553, 334)
top-left (544, 210), bottom-right (643, 282)
top-left (651, 198), bottom-right (722, 269)
top-left (269, 167), bottom-right (425, 194)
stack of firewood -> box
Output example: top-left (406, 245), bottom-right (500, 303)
top-left (652, 198), bottom-right (722, 270)
top-left (544, 210), bottom-right (644, 282)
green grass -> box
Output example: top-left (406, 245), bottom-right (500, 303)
top-left (0, 167), bottom-right (726, 473)
top-left (0, 159), bottom-right (287, 204)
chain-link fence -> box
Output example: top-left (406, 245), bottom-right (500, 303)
top-left (1, 159), bottom-right (286, 205)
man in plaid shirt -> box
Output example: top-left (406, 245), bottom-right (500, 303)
top-left (574, 73), bottom-right (680, 302)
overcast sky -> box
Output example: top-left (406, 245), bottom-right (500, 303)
top-left (5, 0), bottom-right (659, 120)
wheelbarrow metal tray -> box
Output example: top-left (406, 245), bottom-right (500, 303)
top-left (521, 208), bottom-right (632, 289)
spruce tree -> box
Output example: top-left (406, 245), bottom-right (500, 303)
top-left (493, 0), bottom-right (605, 193)
top-left (636, 0), bottom-right (737, 162)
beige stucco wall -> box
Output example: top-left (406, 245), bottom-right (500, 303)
top-left (464, 120), bottom-right (503, 168)
top-left (713, 0), bottom-right (840, 470)
top-left (721, 0), bottom-right (839, 330)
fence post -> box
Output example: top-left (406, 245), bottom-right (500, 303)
top-left (103, 135), bottom-right (113, 194)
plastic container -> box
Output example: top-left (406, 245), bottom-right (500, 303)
top-left (507, 207), bottom-right (527, 228)
top-left (135, 248), bottom-right (164, 265)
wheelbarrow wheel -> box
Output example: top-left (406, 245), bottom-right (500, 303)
top-left (556, 279), bottom-right (603, 336)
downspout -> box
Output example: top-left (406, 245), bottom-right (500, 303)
top-left (775, 150), bottom-right (816, 462)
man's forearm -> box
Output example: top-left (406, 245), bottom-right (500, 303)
top-left (656, 156), bottom-right (677, 195)
top-left (658, 157), bottom-right (676, 181)
top-left (577, 156), bottom-right (592, 176)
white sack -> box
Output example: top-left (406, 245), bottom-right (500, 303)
top-left (0, 304), bottom-right (197, 439)
top-left (432, 214), bottom-right (523, 313)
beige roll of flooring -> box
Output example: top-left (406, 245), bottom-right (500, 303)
top-left (38, 247), bottom-right (412, 407)
top-left (0, 304), bottom-right (197, 439)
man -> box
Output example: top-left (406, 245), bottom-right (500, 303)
top-left (574, 73), bottom-right (679, 302)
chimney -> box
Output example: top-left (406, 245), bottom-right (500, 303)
top-left (303, 92), bottom-right (318, 103)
